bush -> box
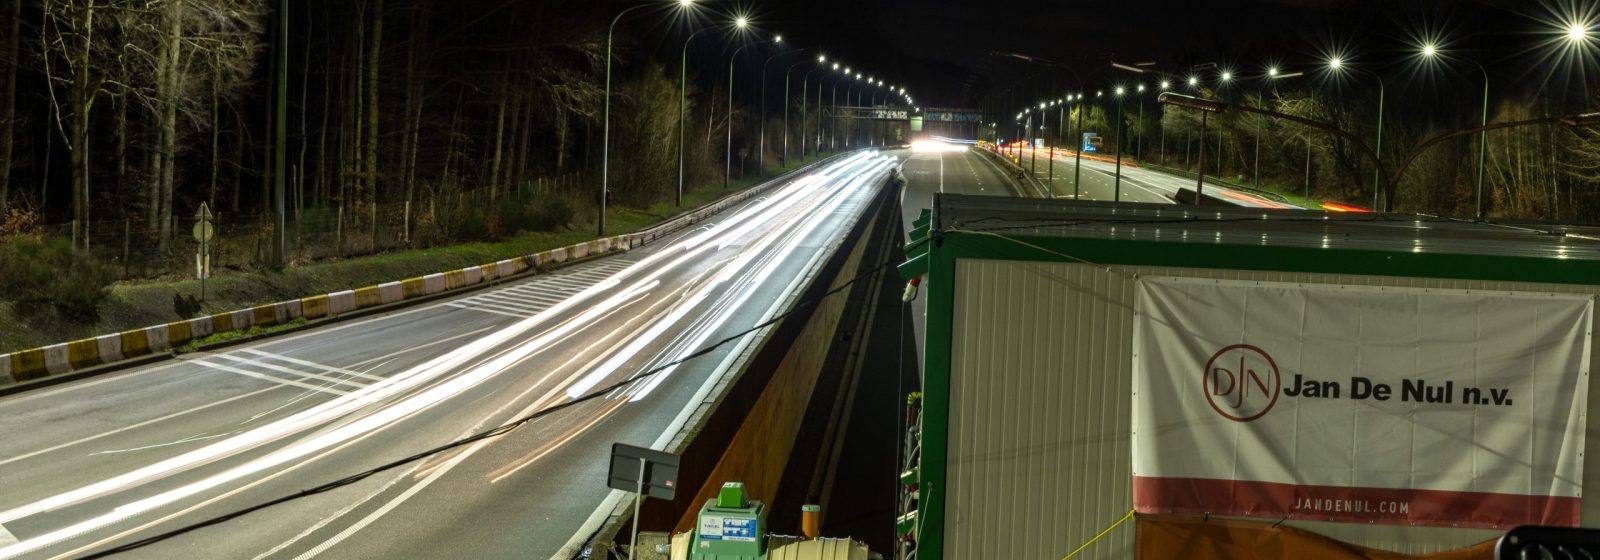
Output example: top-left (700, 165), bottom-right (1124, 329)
top-left (0, 237), bottom-right (117, 321)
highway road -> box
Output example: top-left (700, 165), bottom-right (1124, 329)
top-left (896, 145), bottom-right (1022, 377)
top-left (0, 152), bottom-right (898, 560)
top-left (1007, 147), bottom-right (1298, 207)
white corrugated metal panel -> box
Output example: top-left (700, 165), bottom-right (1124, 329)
top-left (946, 258), bottom-right (1600, 558)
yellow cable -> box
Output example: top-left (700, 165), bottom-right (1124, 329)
top-left (1060, 509), bottom-right (1136, 560)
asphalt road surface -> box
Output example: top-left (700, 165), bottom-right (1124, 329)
top-left (1008, 147), bottom-right (1297, 207)
top-left (0, 151), bottom-right (898, 560)
top-left (896, 145), bottom-right (1024, 376)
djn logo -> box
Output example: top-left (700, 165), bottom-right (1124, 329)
top-left (1203, 344), bottom-right (1281, 422)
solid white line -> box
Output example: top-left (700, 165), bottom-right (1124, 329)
top-left (0, 387), bottom-right (281, 468)
top-left (290, 448), bottom-right (472, 560)
top-left (239, 350), bottom-right (385, 382)
top-left (551, 158), bottom-right (889, 559)
top-left (0, 524), bottom-right (14, 547)
top-left (344, 326), bottom-right (497, 369)
top-left (189, 360), bottom-right (350, 396)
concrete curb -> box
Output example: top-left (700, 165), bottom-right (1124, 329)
top-left (975, 146), bottom-right (1048, 198)
top-left (0, 154), bottom-right (850, 391)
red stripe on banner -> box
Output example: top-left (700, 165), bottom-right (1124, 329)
top-left (1133, 476), bottom-right (1580, 529)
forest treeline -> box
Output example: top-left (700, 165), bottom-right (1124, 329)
top-left (0, 0), bottom-right (822, 272)
top-left (1011, 81), bottom-right (1600, 219)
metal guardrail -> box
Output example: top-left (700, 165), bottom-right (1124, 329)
top-left (975, 146), bottom-right (1050, 198)
top-left (1140, 161), bottom-right (1296, 204)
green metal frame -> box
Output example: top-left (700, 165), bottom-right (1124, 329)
top-left (903, 227), bottom-right (1600, 560)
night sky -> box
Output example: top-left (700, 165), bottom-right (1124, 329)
top-left (627, 0), bottom-right (1598, 113)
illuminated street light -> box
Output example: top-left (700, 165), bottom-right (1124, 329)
top-left (735, 16), bottom-right (749, 29)
top-left (1325, 56), bottom-right (1386, 210)
top-left (1115, 86), bottom-right (1125, 95)
top-left (1137, 84), bottom-right (1145, 93)
top-left (1415, 41), bottom-right (1489, 218)
top-left (1187, 76), bottom-right (1198, 86)
top-left (1569, 24), bottom-right (1589, 42)
top-left (1160, 80), bottom-right (1170, 90)
top-left (604, 0), bottom-right (698, 235)
top-left (1268, 67), bottom-right (1279, 77)
top-left (1220, 70), bottom-right (1232, 81)
top-left (677, 15), bottom-right (742, 206)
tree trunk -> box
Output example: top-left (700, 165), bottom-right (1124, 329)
top-left (210, 66), bottom-right (221, 206)
top-left (298, 9), bottom-right (311, 217)
top-left (441, 89), bottom-right (463, 190)
top-left (158, 0), bottom-right (180, 253)
top-left (350, 0), bottom-right (364, 215)
top-left (70, 0), bottom-right (97, 249)
top-left (114, 55), bottom-right (127, 217)
top-left (0, 0), bottom-right (20, 215)
top-left (489, 71), bottom-right (508, 201)
top-left (504, 74), bottom-right (527, 196)
top-left (364, 0), bottom-right (382, 210)
top-left (399, 2), bottom-right (417, 212)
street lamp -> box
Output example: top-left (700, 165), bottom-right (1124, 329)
top-left (727, 33), bottom-right (776, 189)
top-left (798, 55), bottom-right (828, 162)
top-left (1418, 42), bottom-right (1490, 219)
top-left (831, 64), bottom-right (846, 151)
top-left (1113, 86), bottom-right (1126, 200)
top-left (784, 56), bottom-right (821, 167)
top-left (1250, 67), bottom-right (1303, 190)
top-left (1325, 56), bottom-right (1387, 211)
top-left (759, 41), bottom-right (802, 176)
top-left (676, 21), bottom-right (725, 208)
top-left (604, 0), bottom-right (696, 235)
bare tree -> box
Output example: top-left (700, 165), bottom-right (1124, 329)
top-left (0, 0), bottom-right (20, 215)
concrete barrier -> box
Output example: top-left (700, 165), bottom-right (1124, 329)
top-left (0, 153), bottom-right (850, 390)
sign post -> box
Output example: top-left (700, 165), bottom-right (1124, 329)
top-left (193, 203), bottom-right (215, 301)
top-left (607, 443), bottom-right (680, 560)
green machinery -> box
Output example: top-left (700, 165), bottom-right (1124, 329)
top-left (691, 482), bottom-right (767, 559)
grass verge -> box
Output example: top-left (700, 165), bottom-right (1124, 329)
top-left (0, 152), bottom-right (839, 354)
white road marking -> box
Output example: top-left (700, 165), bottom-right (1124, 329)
top-left (445, 303), bottom-right (526, 318)
top-left (239, 350), bottom-right (385, 382)
top-left (189, 359), bottom-right (351, 396)
top-left (90, 433), bottom-right (232, 456)
top-left (344, 326), bottom-right (497, 369)
top-left (211, 355), bottom-right (369, 389)
top-left (0, 524), bottom-right (14, 547)
top-left (0, 387), bottom-right (281, 468)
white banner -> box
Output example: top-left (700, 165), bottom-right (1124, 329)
top-left (1132, 277), bottom-right (1592, 528)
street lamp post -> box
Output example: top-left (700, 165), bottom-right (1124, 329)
top-left (831, 66), bottom-right (844, 151)
top-left (785, 57), bottom-right (818, 168)
top-left (1073, 95), bottom-right (1085, 199)
top-left (1328, 57), bottom-right (1387, 211)
top-left (1114, 87), bottom-right (1125, 201)
top-left (602, 3), bottom-right (656, 236)
top-left (1420, 44), bottom-right (1491, 218)
top-left (727, 37), bottom-right (770, 189)
top-left (800, 57), bottom-right (827, 162)
top-left (677, 24), bottom-right (717, 208)
top-left (1135, 84), bottom-right (1145, 162)
top-left (1158, 81), bottom-right (1170, 163)
top-left (1253, 68), bottom-right (1303, 191)
top-left (758, 42), bottom-right (797, 176)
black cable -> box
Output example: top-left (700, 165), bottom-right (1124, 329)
top-left (77, 260), bottom-right (898, 559)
